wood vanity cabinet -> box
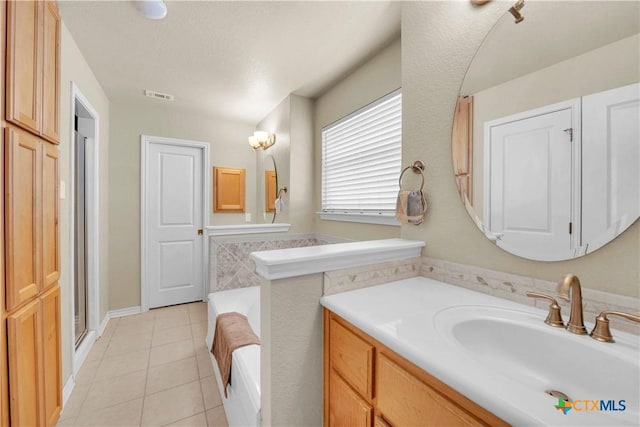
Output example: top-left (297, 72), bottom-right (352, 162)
top-left (2, 1), bottom-right (62, 425)
top-left (323, 310), bottom-right (508, 427)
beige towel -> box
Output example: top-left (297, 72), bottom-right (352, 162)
top-left (395, 190), bottom-right (426, 225)
top-left (211, 312), bottom-right (260, 397)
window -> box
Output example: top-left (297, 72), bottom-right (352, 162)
top-left (320, 89), bottom-right (402, 225)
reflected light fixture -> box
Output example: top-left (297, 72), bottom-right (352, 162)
top-left (248, 131), bottom-right (276, 151)
top-left (133, 0), bottom-right (168, 20)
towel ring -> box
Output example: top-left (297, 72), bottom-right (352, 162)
top-left (399, 160), bottom-right (425, 191)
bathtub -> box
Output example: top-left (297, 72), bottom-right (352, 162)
top-left (206, 286), bottom-right (260, 427)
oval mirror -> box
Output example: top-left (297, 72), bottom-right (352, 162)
top-left (452, 1), bottom-right (640, 261)
top-left (261, 155), bottom-right (278, 223)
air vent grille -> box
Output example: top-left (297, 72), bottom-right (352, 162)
top-left (144, 90), bottom-right (174, 101)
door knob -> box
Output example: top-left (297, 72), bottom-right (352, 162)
top-left (197, 229), bottom-right (203, 236)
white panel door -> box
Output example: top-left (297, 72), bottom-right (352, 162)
top-left (147, 142), bottom-right (203, 308)
top-left (486, 108), bottom-right (574, 260)
top-left (582, 83), bottom-right (640, 251)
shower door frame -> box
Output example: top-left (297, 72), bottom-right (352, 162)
top-left (69, 82), bottom-right (101, 377)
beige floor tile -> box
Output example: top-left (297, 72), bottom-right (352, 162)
top-left (58, 383), bottom-right (90, 421)
top-left (205, 406), bottom-right (228, 427)
top-left (141, 380), bottom-right (204, 426)
top-left (200, 377), bottom-right (222, 410)
top-left (196, 352), bottom-right (214, 379)
top-left (55, 416), bottom-right (76, 426)
top-left (150, 339), bottom-right (194, 367)
top-left (188, 309), bottom-right (207, 324)
top-left (155, 311), bottom-right (191, 331)
top-left (164, 411), bottom-right (207, 427)
top-left (99, 317), bottom-right (119, 341)
top-left (114, 317), bottom-right (155, 337)
top-left (190, 322), bottom-right (208, 341)
top-left (95, 348), bottom-right (150, 380)
top-left (85, 338), bottom-right (109, 362)
top-left (146, 357), bottom-right (199, 395)
top-left (82, 370), bottom-right (146, 412)
top-left (152, 324), bottom-right (192, 347)
top-left (104, 332), bottom-right (153, 358)
top-left (74, 359), bottom-right (100, 386)
top-left (75, 397), bottom-right (143, 426)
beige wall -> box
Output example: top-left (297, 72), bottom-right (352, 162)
top-left (59, 22), bottom-right (111, 384)
top-left (471, 34), bottom-right (640, 217)
top-left (313, 38), bottom-right (402, 240)
top-left (108, 100), bottom-right (256, 310)
top-left (256, 97), bottom-right (291, 225)
top-left (402, 2), bottom-right (639, 297)
top-left (256, 94), bottom-right (315, 233)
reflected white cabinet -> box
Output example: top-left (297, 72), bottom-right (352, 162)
top-left (484, 83), bottom-right (639, 260)
top-left (582, 83), bottom-right (640, 251)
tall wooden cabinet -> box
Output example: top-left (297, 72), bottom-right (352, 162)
top-left (2, 1), bottom-right (62, 425)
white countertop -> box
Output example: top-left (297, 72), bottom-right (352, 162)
top-left (320, 277), bottom-right (640, 426)
top-left (250, 238), bottom-right (424, 280)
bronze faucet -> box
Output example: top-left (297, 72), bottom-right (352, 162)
top-left (557, 274), bottom-right (587, 335)
top-left (590, 311), bottom-right (640, 342)
top-left (526, 292), bottom-right (564, 327)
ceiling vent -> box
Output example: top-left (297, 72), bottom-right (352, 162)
top-left (144, 89), bottom-right (174, 101)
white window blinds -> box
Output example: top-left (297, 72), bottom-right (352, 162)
top-left (322, 89), bottom-right (402, 213)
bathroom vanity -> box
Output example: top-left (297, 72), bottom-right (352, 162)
top-left (320, 277), bottom-right (640, 427)
top-left (323, 309), bottom-right (507, 426)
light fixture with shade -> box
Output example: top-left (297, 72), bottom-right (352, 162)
top-left (248, 131), bottom-right (276, 151)
top-left (133, 0), bottom-right (168, 20)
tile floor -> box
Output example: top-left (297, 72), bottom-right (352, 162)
top-left (57, 302), bottom-right (228, 427)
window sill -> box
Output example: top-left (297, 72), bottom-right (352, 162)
top-left (317, 212), bottom-right (400, 226)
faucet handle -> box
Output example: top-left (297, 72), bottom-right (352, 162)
top-left (590, 311), bottom-right (640, 343)
top-left (526, 292), bottom-right (565, 327)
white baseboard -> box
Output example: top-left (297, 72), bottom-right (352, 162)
top-left (62, 375), bottom-right (75, 406)
top-left (108, 306), bottom-right (142, 318)
top-left (98, 313), bottom-right (110, 338)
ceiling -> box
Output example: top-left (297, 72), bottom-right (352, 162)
top-left (462, 1), bottom-right (640, 94)
top-left (58, 1), bottom-right (401, 124)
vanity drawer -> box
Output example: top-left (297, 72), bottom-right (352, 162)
top-left (329, 316), bottom-right (374, 399)
top-left (377, 353), bottom-right (486, 426)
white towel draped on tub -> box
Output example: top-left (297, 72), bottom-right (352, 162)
top-left (395, 190), bottom-right (427, 225)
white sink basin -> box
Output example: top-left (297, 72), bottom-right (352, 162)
top-left (435, 306), bottom-right (640, 422)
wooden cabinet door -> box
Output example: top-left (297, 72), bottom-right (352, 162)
top-left (214, 166), bottom-right (246, 212)
top-left (42, 142), bottom-right (60, 289)
top-left (41, 285), bottom-right (62, 426)
top-left (41, 1), bottom-right (60, 144)
top-left (7, 298), bottom-right (43, 427)
top-left (5, 126), bottom-right (42, 310)
top-left (328, 369), bottom-right (372, 427)
top-left (377, 354), bottom-right (483, 426)
top-left (6, 0), bottom-right (42, 134)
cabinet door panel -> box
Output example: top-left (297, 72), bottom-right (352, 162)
top-left (5, 126), bottom-right (42, 310)
top-left (377, 353), bottom-right (483, 427)
top-left (7, 299), bottom-right (43, 427)
top-left (43, 142), bottom-right (60, 288)
top-left (6, 0), bottom-right (41, 133)
top-left (41, 1), bottom-right (60, 143)
top-left (328, 369), bottom-right (372, 427)
top-left (329, 317), bottom-right (374, 399)
top-left (41, 285), bottom-right (62, 425)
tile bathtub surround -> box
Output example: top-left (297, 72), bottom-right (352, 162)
top-left (210, 233), bottom-right (348, 292)
top-left (57, 302), bottom-right (228, 427)
top-left (421, 257), bottom-right (640, 335)
top-left (324, 257), bottom-right (422, 296)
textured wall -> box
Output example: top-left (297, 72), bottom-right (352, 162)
top-left (313, 38), bottom-right (402, 241)
top-left (108, 100), bottom-right (256, 310)
top-left (401, 2), bottom-right (639, 297)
